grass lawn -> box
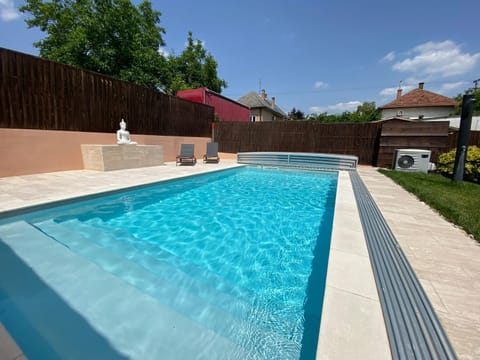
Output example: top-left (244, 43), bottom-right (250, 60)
top-left (378, 169), bottom-right (480, 242)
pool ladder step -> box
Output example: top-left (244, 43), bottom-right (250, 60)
top-left (89, 216), bottom-right (258, 303)
top-left (33, 219), bottom-right (301, 357)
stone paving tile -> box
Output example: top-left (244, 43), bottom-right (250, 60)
top-left (317, 287), bottom-right (391, 360)
top-left (325, 249), bottom-right (379, 301)
top-left (437, 313), bottom-right (480, 360)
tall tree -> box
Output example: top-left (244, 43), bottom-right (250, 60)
top-left (20, 0), bottom-right (167, 89)
top-left (165, 31), bottom-right (227, 95)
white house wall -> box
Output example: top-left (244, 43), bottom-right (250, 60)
top-left (250, 108), bottom-right (279, 122)
top-left (381, 106), bottom-right (455, 120)
top-left (424, 116), bottom-right (480, 130)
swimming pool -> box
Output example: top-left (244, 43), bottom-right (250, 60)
top-left (0, 166), bottom-right (338, 359)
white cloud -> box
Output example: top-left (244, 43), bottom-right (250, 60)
top-left (392, 40), bottom-right (480, 77)
top-left (313, 81), bottom-right (329, 89)
top-left (158, 47), bottom-right (170, 58)
top-left (437, 81), bottom-right (469, 94)
top-left (0, 0), bottom-right (20, 21)
top-left (379, 87), bottom-right (398, 97)
top-left (379, 84), bottom-right (415, 97)
top-left (309, 101), bottom-right (362, 114)
top-left (380, 51), bottom-right (396, 63)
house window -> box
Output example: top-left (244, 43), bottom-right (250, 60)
top-left (250, 115), bottom-right (256, 122)
top-left (272, 115), bottom-right (277, 121)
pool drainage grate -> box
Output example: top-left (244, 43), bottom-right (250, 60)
top-left (350, 171), bottom-right (457, 360)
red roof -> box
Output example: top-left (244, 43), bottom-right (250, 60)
top-left (379, 87), bottom-right (457, 109)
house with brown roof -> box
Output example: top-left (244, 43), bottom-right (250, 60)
top-left (237, 89), bottom-right (287, 122)
top-left (379, 82), bottom-right (457, 120)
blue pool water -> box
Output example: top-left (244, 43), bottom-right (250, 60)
top-left (0, 167), bottom-right (337, 359)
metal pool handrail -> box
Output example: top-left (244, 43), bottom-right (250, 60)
top-left (350, 171), bottom-right (457, 360)
top-left (237, 152), bottom-right (358, 171)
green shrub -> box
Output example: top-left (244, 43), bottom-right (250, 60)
top-left (437, 145), bottom-right (480, 182)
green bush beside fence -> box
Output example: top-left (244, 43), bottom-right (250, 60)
top-left (437, 145), bottom-right (480, 183)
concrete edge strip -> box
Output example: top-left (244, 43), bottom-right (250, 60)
top-left (349, 171), bottom-right (457, 360)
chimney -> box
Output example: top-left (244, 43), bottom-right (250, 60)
top-left (396, 88), bottom-right (403, 99)
top-left (261, 89), bottom-right (267, 100)
top-left (271, 97), bottom-right (276, 108)
top-left (419, 82), bottom-right (424, 89)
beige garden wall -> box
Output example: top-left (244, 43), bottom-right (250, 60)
top-left (0, 128), bottom-right (214, 177)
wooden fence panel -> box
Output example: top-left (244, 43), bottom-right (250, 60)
top-left (447, 130), bottom-right (480, 149)
top-left (215, 121), bottom-right (382, 165)
top-left (377, 119), bottom-right (450, 168)
top-left (0, 47), bottom-right (213, 137)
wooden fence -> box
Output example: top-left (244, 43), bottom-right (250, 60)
top-left (447, 130), bottom-right (480, 149)
top-left (215, 121), bottom-right (382, 165)
top-left (216, 120), bottom-right (479, 166)
top-left (0, 47), bottom-right (213, 137)
top-left (376, 120), bottom-right (450, 168)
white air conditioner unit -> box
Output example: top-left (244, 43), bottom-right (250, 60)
top-left (393, 149), bottom-right (431, 173)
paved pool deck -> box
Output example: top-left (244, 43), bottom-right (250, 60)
top-left (358, 166), bottom-right (480, 360)
top-left (0, 162), bottom-right (478, 359)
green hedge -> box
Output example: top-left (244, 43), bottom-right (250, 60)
top-left (437, 145), bottom-right (480, 182)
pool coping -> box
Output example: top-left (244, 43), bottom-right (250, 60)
top-left (317, 171), bottom-right (391, 359)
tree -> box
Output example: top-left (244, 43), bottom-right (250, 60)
top-left (309, 102), bottom-right (380, 123)
top-left (454, 88), bottom-right (480, 116)
top-left (20, 0), bottom-right (168, 89)
top-left (288, 108), bottom-right (305, 120)
top-left (164, 31), bottom-right (227, 95)
top-left (355, 101), bottom-right (379, 121)
top-left (307, 112), bottom-right (339, 122)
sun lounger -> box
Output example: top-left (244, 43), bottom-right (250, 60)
top-left (203, 142), bottom-right (220, 164)
top-left (176, 144), bottom-right (197, 166)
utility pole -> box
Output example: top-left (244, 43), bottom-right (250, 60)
top-left (453, 93), bottom-right (475, 181)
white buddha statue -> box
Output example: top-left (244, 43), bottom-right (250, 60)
top-left (116, 119), bottom-right (137, 145)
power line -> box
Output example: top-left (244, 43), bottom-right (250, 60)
top-left (225, 79), bottom-right (472, 98)
top-left (223, 79), bottom-right (473, 100)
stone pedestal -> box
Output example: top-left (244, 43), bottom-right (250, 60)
top-left (81, 144), bottom-right (164, 171)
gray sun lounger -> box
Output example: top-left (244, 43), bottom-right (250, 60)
top-left (176, 144), bottom-right (197, 166)
top-left (203, 142), bottom-right (220, 164)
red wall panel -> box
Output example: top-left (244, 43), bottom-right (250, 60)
top-left (177, 88), bottom-right (250, 122)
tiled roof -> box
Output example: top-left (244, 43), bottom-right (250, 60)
top-left (379, 88), bottom-right (457, 109)
top-left (237, 91), bottom-right (286, 117)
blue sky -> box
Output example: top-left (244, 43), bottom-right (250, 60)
top-left (1, 0), bottom-right (479, 115)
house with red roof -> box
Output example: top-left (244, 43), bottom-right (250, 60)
top-left (379, 82), bottom-right (457, 120)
